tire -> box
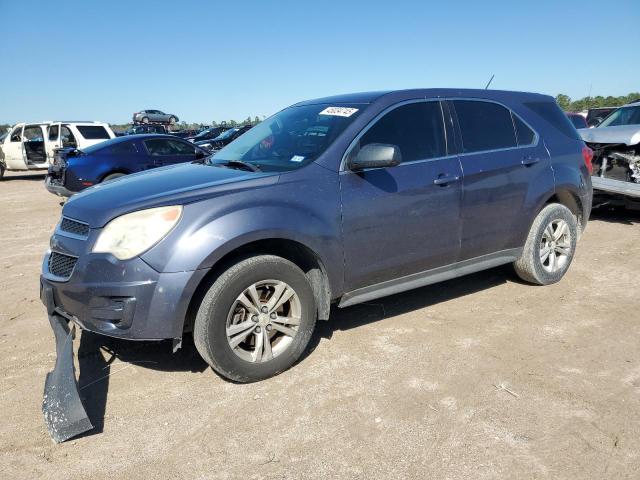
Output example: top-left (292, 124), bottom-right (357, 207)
top-left (169, 116), bottom-right (177, 125)
top-left (0, 162), bottom-right (5, 180)
top-left (194, 255), bottom-right (317, 383)
top-left (514, 203), bottom-right (578, 285)
top-left (142, 117), bottom-right (149, 124)
top-left (102, 172), bottom-right (126, 182)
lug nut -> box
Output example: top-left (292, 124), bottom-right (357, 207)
top-left (252, 315), bottom-right (259, 322)
top-left (266, 324), bottom-right (272, 331)
top-left (270, 312), bottom-right (277, 319)
top-left (255, 326), bottom-right (261, 333)
top-left (261, 306), bottom-right (268, 313)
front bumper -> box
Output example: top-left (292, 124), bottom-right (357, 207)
top-left (41, 247), bottom-right (207, 340)
top-left (42, 286), bottom-right (93, 443)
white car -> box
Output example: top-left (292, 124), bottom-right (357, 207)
top-left (0, 121), bottom-right (115, 179)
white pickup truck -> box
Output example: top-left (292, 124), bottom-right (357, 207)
top-left (0, 121), bottom-right (115, 179)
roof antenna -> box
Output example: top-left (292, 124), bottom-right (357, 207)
top-left (484, 74), bottom-right (495, 90)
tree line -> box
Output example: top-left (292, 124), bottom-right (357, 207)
top-left (555, 92), bottom-right (639, 112)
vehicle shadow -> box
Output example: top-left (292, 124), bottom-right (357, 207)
top-left (305, 264), bottom-right (513, 357)
top-left (2, 173), bottom-right (46, 181)
top-left (76, 332), bottom-right (207, 436)
top-left (589, 206), bottom-right (640, 225)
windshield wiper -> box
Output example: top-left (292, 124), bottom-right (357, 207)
top-left (214, 160), bottom-right (261, 172)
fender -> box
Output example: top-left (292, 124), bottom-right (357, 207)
top-left (141, 162), bottom-right (344, 295)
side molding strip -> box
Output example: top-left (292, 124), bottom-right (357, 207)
top-left (338, 248), bottom-right (522, 308)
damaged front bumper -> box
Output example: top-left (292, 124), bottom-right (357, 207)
top-left (41, 283), bottom-right (93, 443)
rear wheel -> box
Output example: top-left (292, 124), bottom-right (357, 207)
top-left (169, 116), bottom-right (177, 125)
top-left (194, 255), bottom-right (317, 383)
top-left (514, 203), bottom-right (578, 285)
top-left (102, 172), bottom-right (126, 182)
top-left (0, 161), bottom-right (5, 180)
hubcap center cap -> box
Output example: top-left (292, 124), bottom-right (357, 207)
top-left (258, 313), bottom-right (270, 325)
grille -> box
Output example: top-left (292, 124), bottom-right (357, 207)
top-left (48, 252), bottom-right (78, 279)
top-left (60, 217), bottom-right (90, 237)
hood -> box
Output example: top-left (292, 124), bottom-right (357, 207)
top-left (63, 162), bottom-right (279, 228)
top-left (578, 125), bottom-right (640, 146)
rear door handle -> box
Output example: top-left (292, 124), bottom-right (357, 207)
top-left (521, 156), bottom-right (540, 167)
top-left (433, 174), bottom-right (460, 186)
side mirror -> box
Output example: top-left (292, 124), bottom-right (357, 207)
top-left (348, 143), bottom-right (402, 171)
top-left (195, 149), bottom-right (207, 159)
top-left (11, 134), bottom-right (21, 142)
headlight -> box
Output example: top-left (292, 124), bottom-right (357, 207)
top-left (93, 206), bottom-right (182, 260)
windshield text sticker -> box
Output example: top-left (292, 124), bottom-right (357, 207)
top-left (319, 107), bottom-right (359, 117)
top-left (290, 155), bottom-right (305, 163)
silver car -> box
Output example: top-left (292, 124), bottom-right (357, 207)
top-left (133, 109), bottom-right (179, 125)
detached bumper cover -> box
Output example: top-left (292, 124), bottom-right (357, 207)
top-left (41, 285), bottom-right (93, 443)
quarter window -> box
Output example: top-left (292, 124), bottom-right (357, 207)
top-left (76, 125), bottom-right (111, 140)
top-left (454, 100), bottom-right (517, 153)
top-left (356, 102), bottom-right (447, 163)
top-left (512, 114), bottom-right (536, 146)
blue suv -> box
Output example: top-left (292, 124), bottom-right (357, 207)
top-left (41, 89), bottom-right (592, 389)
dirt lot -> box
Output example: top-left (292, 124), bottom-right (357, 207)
top-left (1, 170), bottom-right (640, 479)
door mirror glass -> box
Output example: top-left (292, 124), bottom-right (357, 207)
top-left (11, 134), bottom-right (21, 142)
top-left (349, 143), bottom-right (402, 170)
top-left (195, 149), bottom-right (206, 159)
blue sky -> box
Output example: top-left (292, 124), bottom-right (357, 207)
top-left (0, 0), bottom-right (638, 124)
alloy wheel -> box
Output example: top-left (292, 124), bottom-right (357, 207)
top-left (225, 280), bottom-right (301, 363)
top-left (539, 219), bottom-right (571, 273)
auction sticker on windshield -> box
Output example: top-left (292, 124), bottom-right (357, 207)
top-left (319, 107), bottom-right (359, 117)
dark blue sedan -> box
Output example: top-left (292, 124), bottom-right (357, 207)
top-left (45, 134), bottom-right (208, 196)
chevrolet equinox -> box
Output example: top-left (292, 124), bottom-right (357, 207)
top-left (41, 89), bottom-right (593, 386)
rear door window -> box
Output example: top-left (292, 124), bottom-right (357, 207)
top-left (453, 100), bottom-right (517, 153)
top-left (524, 101), bottom-right (581, 140)
top-left (356, 101), bottom-right (447, 163)
top-left (48, 125), bottom-right (59, 141)
top-left (61, 126), bottom-right (77, 147)
top-left (76, 125), bottom-right (111, 140)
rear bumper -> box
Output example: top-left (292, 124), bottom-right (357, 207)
top-left (41, 251), bottom-right (208, 340)
top-left (45, 175), bottom-right (75, 197)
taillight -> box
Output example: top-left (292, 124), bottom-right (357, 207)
top-left (582, 145), bottom-right (594, 174)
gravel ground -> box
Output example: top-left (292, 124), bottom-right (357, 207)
top-left (1, 171), bottom-right (639, 479)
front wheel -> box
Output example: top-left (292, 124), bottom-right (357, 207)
top-left (169, 116), bottom-right (177, 125)
top-left (194, 255), bottom-right (317, 382)
top-left (514, 203), bottom-right (578, 285)
top-left (0, 161), bottom-right (5, 180)
top-left (141, 117), bottom-right (149, 124)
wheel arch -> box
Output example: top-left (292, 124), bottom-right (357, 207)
top-left (183, 237), bottom-right (332, 335)
top-left (100, 169), bottom-right (130, 182)
top-left (543, 187), bottom-right (585, 234)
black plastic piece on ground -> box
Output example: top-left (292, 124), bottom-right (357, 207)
top-left (42, 314), bottom-right (93, 443)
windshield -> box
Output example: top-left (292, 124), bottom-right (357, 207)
top-left (209, 104), bottom-right (363, 172)
top-left (194, 127), bottom-right (222, 140)
top-left (213, 128), bottom-right (239, 141)
top-left (598, 105), bottom-right (640, 127)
